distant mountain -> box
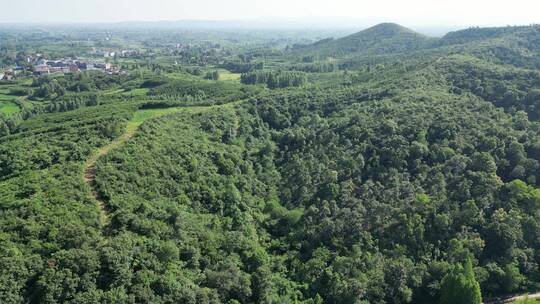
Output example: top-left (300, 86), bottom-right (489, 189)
top-left (294, 23), bottom-right (435, 57)
top-left (102, 17), bottom-right (376, 30)
top-left (437, 25), bottom-right (540, 68)
top-left (440, 25), bottom-right (540, 45)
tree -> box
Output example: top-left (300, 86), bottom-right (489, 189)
top-left (439, 258), bottom-right (482, 304)
top-left (205, 70), bottom-right (220, 81)
top-left (86, 94), bottom-right (100, 106)
top-left (471, 152), bottom-right (497, 173)
top-left (0, 119), bottom-right (9, 137)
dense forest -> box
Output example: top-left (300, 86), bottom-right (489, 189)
top-left (0, 22), bottom-right (539, 304)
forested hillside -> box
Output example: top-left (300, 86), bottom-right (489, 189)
top-left (293, 23), bottom-right (434, 58)
top-left (0, 23), bottom-right (539, 303)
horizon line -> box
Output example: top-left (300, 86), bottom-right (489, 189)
top-left (0, 18), bottom-right (536, 29)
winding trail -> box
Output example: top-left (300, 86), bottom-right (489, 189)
top-left (83, 102), bottom-right (242, 231)
top-left (83, 107), bottom-right (183, 229)
top-left (83, 126), bottom-right (138, 227)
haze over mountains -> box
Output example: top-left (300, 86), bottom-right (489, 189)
top-left (296, 22), bottom-right (540, 63)
top-left (0, 18), bottom-right (472, 37)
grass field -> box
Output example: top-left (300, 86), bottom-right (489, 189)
top-left (130, 107), bottom-right (182, 123)
top-left (103, 88), bottom-right (126, 95)
top-left (122, 88), bottom-right (149, 97)
top-left (218, 70), bottom-right (241, 81)
top-left (127, 107), bottom-right (183, 132)
top-left (0, 101), bottom-right (20, 116)
top-left (128, 101), bottom-right (242, 131)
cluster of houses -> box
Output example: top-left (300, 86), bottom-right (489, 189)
top-left (0, 71), bottom-right (15, 81)
top-left (0, 48), bottom-right (142, 81)
top-left (31, 59), bottom-right (120, 76)
top-left (1, 57), bottom-right (126, 80)
top-left (90, 48), bottom-right (141, 58)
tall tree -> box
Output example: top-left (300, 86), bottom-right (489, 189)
top-left (439, 258), bottom-right (482, 304)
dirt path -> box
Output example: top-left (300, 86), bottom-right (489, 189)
top-left (83, 127), bottom-right (137, 228)
top-left (82, 102), bottom-right (242, 231)
top-left (484, 292), bottom-right (540, 303)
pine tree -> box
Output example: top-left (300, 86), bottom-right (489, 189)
top-left (439, 258), bottom-right (482, 304)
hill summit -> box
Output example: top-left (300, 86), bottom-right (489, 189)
top-left (297, 22), bottom-right (433, 57)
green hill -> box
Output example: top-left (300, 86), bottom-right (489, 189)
top-left (295, 22), bottom-right (435, 57)
top-left (440, 25), bottom-right (540, 45)
top-left (437, 25), bottom-right (540, 68)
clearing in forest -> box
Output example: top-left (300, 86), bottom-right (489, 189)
top-left (0, 101), bottom-right (20, 116)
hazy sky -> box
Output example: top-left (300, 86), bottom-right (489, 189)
top-left (1, 0), bottom-right (539, 26)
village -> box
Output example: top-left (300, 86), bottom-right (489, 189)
top-left (0, 51), bottom-right (133, 81)
top-left (89, 48), bottom-right (142, 58)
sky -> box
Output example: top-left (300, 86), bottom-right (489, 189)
top-left (1, 0), bottom-right (539, 27)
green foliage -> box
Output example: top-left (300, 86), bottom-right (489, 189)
top-left (0, 23), bottom-right (539, 304)
top-left (240, 70), bottom-right (307, 88)
top-left (434, 55), bottom-right (540, 119)
top-left (204, 70), bottom-right (221, 81)
top-left (439, 259), bottom-right (482, 304)
top-left (295, 23), bottom-right (434, 58)
top-left (289, 62), bottom-right (337, 73)
top-left (0, 101), bottom-right (20, 116)
top-left (221, 60), bottom-right (264, 73)
top-left (148, 77), bottom-right (260, 102)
